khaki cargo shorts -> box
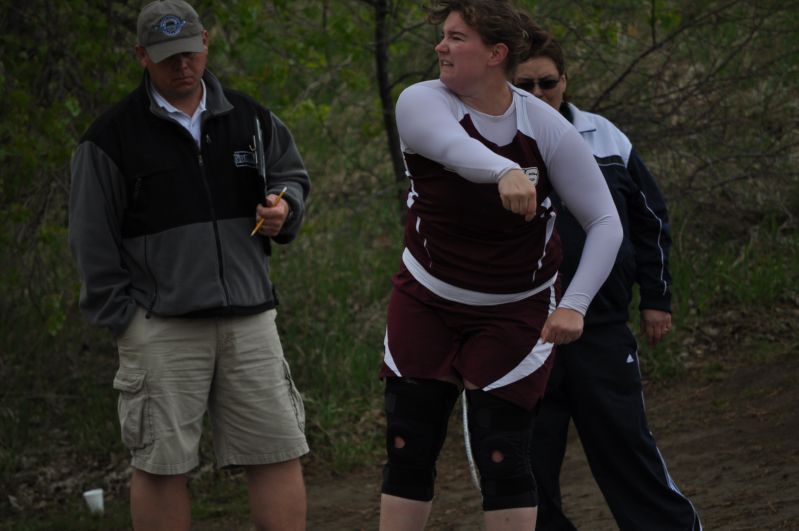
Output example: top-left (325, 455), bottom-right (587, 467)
top-left (114, 308), bottom-right (308, 475)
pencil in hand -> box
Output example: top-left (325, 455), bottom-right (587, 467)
top-left (250, 186), bottom-right (288, 236)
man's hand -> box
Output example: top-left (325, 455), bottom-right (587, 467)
top-left (640, 309), bottom-right (672, 347)
top-left (254, 193), bottom-right (290, 237)
top-left (541, 307), bottom-right (584, 345)
top-left (498, 169), bottom-right (537, 221)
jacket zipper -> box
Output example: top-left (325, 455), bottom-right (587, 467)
top-left (147, 96), bottom-right (234, 311)
top-left (197, 149), bottom-right (231, 307)
top-left (133, 182), bottom-right (158, 317)
top-left (144, 234), bottom-right (158, 318)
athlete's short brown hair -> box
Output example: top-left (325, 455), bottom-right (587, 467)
top-left (427, 0), bottom-right (533, 76)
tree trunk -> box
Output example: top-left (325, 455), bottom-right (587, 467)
top-left (373, 0), bottom-right (408, 224)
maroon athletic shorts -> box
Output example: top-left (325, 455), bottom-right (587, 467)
top-left (381, 268), bottom-right (559, 410)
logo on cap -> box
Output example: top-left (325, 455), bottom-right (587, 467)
top-left (153, 15), bottom-right (187, 37)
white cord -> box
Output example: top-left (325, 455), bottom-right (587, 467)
top-left (461, 392), bottom-right (481, 490)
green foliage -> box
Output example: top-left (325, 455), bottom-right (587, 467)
top-left (0, 0), bottom-right (140, 354)
top-left (525, 0), bottom-right (799, 237)
top-left (270, 185), bottom-right (402, 469)
top-left (187, 470), bottom-right (251, 525)
top-left (638, 213), bottom-right (799, 380)
top-left (3, 499), bottom-right (131, 531)
top-left (672, 216), bottom-right (799, 315)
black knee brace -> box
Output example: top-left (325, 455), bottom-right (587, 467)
top-left (466, 389), bottom-right (538, 511)
top-left (382, 378), bottom-right (460, 501)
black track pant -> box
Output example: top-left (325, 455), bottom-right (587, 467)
top-left (531, 323), bottom-right (702, 531)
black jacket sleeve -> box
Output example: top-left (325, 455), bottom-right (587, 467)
top-left (627, 147), bottom-right (672, 313)
top-left (261, 111), bottom-right (311, 245)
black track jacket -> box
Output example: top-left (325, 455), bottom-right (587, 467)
top-left (556, 102), bottom-right (671, 327)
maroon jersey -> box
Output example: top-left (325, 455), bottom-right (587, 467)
top-left (402, 113), bottom-right (561, 297)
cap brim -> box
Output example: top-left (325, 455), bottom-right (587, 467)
top-left (146, 35), bottom-right (204, 64)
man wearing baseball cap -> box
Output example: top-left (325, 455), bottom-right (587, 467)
top-left (69, 1), bottom-right (311, 529)
top-left (137, 0), bottom-right (206, 63)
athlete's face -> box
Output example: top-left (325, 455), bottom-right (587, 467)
top-left (136, 31), bottom-right (209, 106)
top-left (434, 11), bottom-right (496, 95)
top-left (514, 57), bottom-right (566, 111)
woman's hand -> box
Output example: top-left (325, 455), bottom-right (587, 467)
top-left (640, 309), bottom-right (672, 347)
top-left (498, 169), bottom-right (537, 221)
top-left (540, 307), bottom-right (584, 345)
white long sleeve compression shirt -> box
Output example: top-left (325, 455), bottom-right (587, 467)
top-left (395, 80), bottom-right (622, 315)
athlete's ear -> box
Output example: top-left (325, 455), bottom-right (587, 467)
top-left (488, 43), bottom-right (509, 67)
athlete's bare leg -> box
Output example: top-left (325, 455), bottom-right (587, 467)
top-left (379, 494), bottom-right (433, 531)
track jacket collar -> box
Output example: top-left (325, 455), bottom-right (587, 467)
top-left (564, 101), bottom-right (596, 135)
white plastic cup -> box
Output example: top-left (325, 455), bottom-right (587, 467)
top-left (83, 488), bottom-right (104, 514)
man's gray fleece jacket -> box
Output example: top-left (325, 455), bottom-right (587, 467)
top-left (69, 71), bottom-right (310, 337)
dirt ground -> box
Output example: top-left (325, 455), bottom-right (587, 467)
top-left (5, 317), bottom-right (797, 530)
top-left (303, 348), bottom-right (799, 530)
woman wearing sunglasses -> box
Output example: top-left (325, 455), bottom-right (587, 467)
top-left (514, 25), bottom-right (703, 531)
top-left (378, 1), bottom-right (624, 529)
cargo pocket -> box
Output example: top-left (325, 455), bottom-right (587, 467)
top-left (113, 368), bottom-right (153, 451)
top-left (282, 359), bottom-right (306, 434)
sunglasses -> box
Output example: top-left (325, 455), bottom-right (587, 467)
top-left (515, 77), bottom-right (560, 92)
